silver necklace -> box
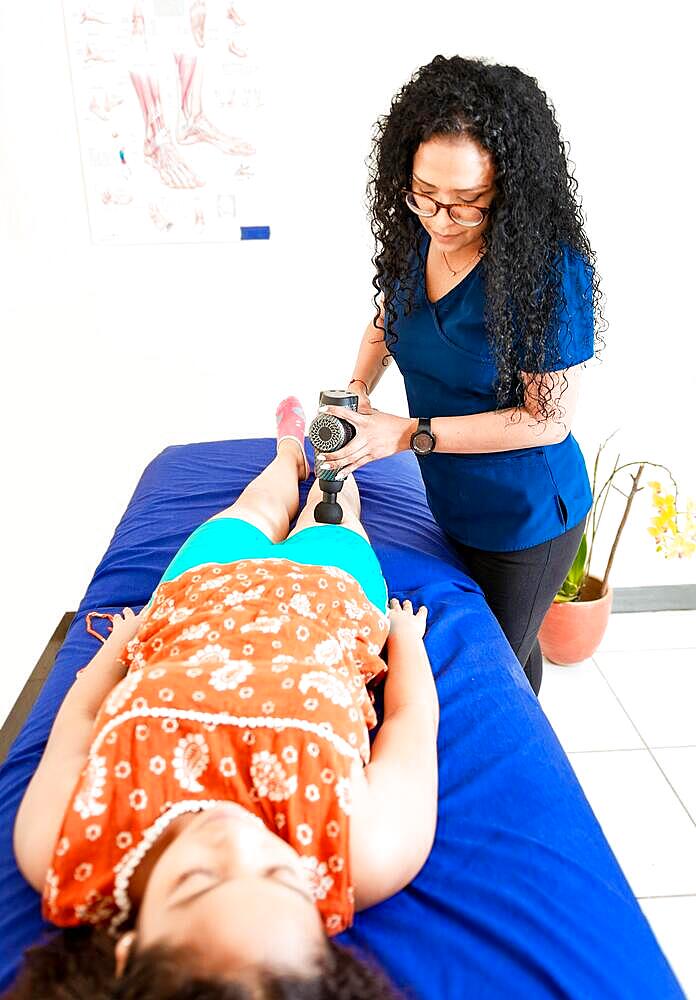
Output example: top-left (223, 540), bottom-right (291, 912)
top-left (442, 248), bottom-right (481, 277)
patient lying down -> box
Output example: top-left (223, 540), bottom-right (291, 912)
top-left (9, 399), bottom-right (439, 999)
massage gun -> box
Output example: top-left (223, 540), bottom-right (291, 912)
top-left (307, 390), bottom-right (359, 524)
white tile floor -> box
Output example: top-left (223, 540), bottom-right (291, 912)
top-left (539, 610), bottom-right (696, 998)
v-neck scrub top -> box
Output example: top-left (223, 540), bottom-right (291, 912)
top-left (387, 238), bottom-right (595, 552)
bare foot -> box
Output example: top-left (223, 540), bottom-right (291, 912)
top-left (190, 0), bottom-right (206, 47)
top-left (102, 189), bottom-right (133, 205)
top-left (149, 203), bottom-right (173, 231)
top-left (80, 8), bottom-right (110, 24)
top-left (144, 129), bottom-right (204, 188)
top-left (85, 44), bottom-right (115, 63)
top-left (228, 39), bottom-right (247, 58)
top-left (132, 1), bottom-right (145, 36)
top-left (177, 114), bottom-right (255, 155)
top-left (89, 90), bottom-right (123, 120)
top-left (227, 4), bottom-right (245, 25)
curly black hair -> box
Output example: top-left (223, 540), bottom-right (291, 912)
top-left (367, 54), bottom-right (606, 421)
top-left (2, 926), bottom-right (404, 1000)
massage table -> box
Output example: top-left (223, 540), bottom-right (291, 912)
top-left (0, 439), bottom-right (684, 998)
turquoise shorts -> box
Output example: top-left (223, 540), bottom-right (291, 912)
top-left (159, 518), bottom-right (389, 613)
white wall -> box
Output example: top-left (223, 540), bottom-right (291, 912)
top-left (1, 0), bottom-right (694, 724)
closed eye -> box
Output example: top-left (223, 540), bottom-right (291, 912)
top-left (171, 867), bottom-right (215, 898)
top-left (168, 865), bottom-right (313, 909)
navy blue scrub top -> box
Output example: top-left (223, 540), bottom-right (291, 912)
top-left (387, 235), bottom-right (595, 552)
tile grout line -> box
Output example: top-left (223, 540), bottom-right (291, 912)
top-left (647, 749), bottom-right (696, 832)
top-left (592, 654), bottom-right (696, 832)
top-left (589, 654), bottom-right (650, 751)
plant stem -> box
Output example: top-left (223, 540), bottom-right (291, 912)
top-left (589, 452), bottom-right (619, 576)
top-left (600, 464), bottom-right (645, 596)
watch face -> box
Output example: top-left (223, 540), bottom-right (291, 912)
top-left (413, 431), bottom-right (434, 454)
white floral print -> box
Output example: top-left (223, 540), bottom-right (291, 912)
top-left (299, 669), bottom-right (352, 707)
top-left (104, 670), bottom-right (143, 716)
top-left (74, 755), bottom-right (108, 819)
top-left (128, 789), bottom-right (147, 811)
top-left (296, 823), bottom-right (313, 846)
top-left (312, 639), bottom-right (344, 667)
top-left (178, 622), bottom-right (211, 642)
top-left (289, 593), bottom-right (317, 619)
top-left (305, 784), bottom-right (320, 802)
top-left (219, 757), bottom-right (237, 777)
top-left (168, 606), bottom-right (194, 624)
top-left (208, 659), bottom-right (254, 691)
top-left (343, 599), bottom-right (365, 621)
top-left (300, 856), bottom-right (334, 901)
top-left (250, 751), bottom-right (298, 802)
top-left (172, 734), bottom-right (210, 792)
top-left (186, 643), bottom-right (230, 667)
top-left (223, 584), bottom-right (265, 608)
top-left (334, 777), bottom-right (352, 815)
top-left (240, 616), bottom-right (283, 634)
top-left (199, 574), bottom-right (232, 591)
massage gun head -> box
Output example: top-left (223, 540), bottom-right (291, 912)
top-left (308, 390), bottom-right (359, 456)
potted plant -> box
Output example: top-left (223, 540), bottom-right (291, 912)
top-left (539, 435), bottom-right (695, 665)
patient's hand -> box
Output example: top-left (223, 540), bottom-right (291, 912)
top-left (388, 598), bottom-right (428, 641)
top-left (106, 607), bottom-right (145, 649)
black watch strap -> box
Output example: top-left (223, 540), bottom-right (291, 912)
top-left (410, 417), bottom-right (436, 455)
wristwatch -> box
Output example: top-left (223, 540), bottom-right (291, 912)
top-left (410, 417), bottom-right (436, 456)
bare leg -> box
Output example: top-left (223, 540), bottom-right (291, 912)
top-left (175, 53), bottom-right (255, 155)
top-left (129, 69), bottom-right (203, 188)
top-left (190, 0), bottom-right (206, 47)
top-left (287, 474), bottom-right (370, 543)
top-left (210, 442), bottom-right (305, 543)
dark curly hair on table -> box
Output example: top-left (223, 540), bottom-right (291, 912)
top-left (4, 926), bottom-right (403, 1000)
top-left (367, 53), bottom-right (606, 420)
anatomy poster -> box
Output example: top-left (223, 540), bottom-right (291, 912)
top-left (63, 1), bottom-right (269, 244)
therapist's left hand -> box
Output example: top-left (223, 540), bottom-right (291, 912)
top-left (315, 406), bottom-right (416, 477)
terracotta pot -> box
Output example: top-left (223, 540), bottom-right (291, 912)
top-left (539, 576), bottom-right (613, 665)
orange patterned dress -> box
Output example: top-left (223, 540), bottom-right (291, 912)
top-left (42, 558), bottom-right (390, 936)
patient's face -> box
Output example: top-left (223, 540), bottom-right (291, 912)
top-left (411, 134), bottom-right (496, 253)
top-left (134, 805), bottom-right (325, 978)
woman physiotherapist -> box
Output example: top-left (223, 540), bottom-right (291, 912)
top-left (317, 56), bottom-right (605, 695)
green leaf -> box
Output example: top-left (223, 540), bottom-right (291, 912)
top-left (554, 534), bottom-right (587, 602)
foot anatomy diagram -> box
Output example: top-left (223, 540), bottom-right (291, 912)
top-left (68, 0), bottom-right (260, 242)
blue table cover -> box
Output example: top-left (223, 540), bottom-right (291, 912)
top-left (0, 439), bottom-right (684, 998)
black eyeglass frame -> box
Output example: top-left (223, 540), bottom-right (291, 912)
top-left (401, 188), bottom-right (492, 228)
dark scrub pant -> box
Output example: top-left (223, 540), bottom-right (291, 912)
top-left (449, 519), bottom-right (586, 695)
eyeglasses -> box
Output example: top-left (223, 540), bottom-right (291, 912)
top-left (402, 188), bottom-right (491, 228)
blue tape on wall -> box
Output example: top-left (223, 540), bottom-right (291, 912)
top-left (240, 226), bottom-right (271, 240)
